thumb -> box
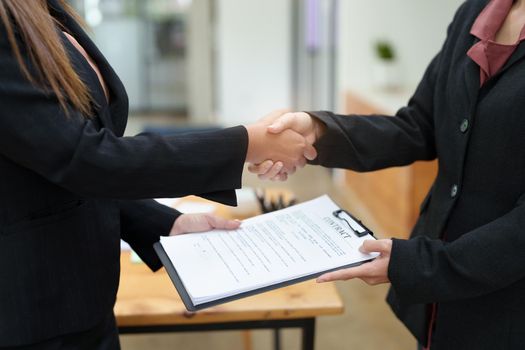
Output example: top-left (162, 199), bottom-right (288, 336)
top-left (303, 144), bottom-right (318, 161)
top-left (359, 239), bottom-right (389, 254)
top-left (267, 113), bottom-right (295, 134)
top-left (206, 215), bottom-right (241, 230)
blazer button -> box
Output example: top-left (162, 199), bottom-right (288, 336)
top-left (460, 119), bottom-right (469, 133)
top-left (451, 184), bottom-right (459, 198)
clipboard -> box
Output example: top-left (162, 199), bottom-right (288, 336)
top-left (153, 203), bottom-right (376, 312)
top-left (154, 241), bottom-right (375, 312)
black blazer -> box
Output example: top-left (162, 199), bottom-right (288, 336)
top-left (0, 0), bottom-right (247, 346)
top-left (310, 0), bottom-right (525, 348)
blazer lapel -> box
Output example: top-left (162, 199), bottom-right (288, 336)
top-left (490, 41), bottom-right (525, 82)
top-left (463, 38), bottom-right (481, 108)
top-left (462, 40), bottom-right (525, 109)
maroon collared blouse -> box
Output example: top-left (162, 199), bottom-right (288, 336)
top-left (467, 0), bottom-right (525, 86)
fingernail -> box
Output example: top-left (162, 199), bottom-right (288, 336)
top-left (316, 277), bottom-right (325, 283)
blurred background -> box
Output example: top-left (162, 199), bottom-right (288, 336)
top-left (67, 0), bottom-right (463, 349)
top-left (68, 0), bottom-right (461, 125)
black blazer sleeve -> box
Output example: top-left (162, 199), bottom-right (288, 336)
top-left (119, 199), bottom-right (180, 271)
top-left (388, 192), bottom-right (525, 304)
top-left (0, 32), bottom-right (247, 203)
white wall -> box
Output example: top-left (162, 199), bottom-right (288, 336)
top-left (214, 0), bottom-right (292, 126)
top-left (337, 0), bottom-right (464, 107)
top-left (187, 0), bottom-right (214, 124)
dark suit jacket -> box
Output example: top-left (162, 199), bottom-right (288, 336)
top-left (0, 0), bottom-right (247, 346)
top-left (310, 1), bottom-right (525, 348)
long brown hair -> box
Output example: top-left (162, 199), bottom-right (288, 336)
top-left (0, 0), bottom-right (92, 116)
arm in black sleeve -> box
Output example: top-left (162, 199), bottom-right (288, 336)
top-left (0, 32), bottom-right (247, 203)
top-left (308, 52), bottom-right (439, 172)
top-left (388, 194), bottom-right (525, 304)
top-left (119, 199), bottom-right (180, 271)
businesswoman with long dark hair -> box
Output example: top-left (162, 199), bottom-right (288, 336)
top-left (252, 0), bottom-right (525, 348)
top-left (0, 0), bottom-right (312, 348)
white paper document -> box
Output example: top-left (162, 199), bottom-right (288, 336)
top-left (157, 195), bottom-right (378, 308)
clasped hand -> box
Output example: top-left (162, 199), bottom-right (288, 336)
top-left (245, 110), bottom-right (325, 181)
top-left (170, 111), bottom-right (322, 236)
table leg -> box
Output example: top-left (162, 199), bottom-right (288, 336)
top-left (242, 331), bottom-right (253, 350)
top-left (273, 328), bottom-right (281, 350)
top-left (301, 318), bottom-right (316, 350)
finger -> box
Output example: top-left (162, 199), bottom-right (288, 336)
top-left (272, 172), bottom-right (288, 182)
top-left (316, 265), bottom-right (370, 283)
top-left (224, 219), bottom-right (242, 230)
top-left (362, 277), bottom-right (381, 286)
top-left (173, 214), bottom-right (211, 234)
top-left (206, 215), bottom-right (241, 230)
top-left (248, 162), bottom-right (272, 175)
top-left (297, 157), bottom-right (307, 169)
top-left (248, 160), bottom-right (274, 175)
top-left (258, 162), bottom-right (283, 181)
top-left (270, 170), bottom-right (286, 181)
top-left (267, 112), bottom-right (297, 134)
top-left (360, 239), bottom-right (391, 254)
top-left (303, 144), bottom-right (318, 161)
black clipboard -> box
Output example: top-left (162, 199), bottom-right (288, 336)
top-left (154, 209), bottom-right (376, 312)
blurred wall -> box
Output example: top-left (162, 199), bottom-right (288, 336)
top-left (337, 0), bottom-right (464, 108)
top-left (187, 0), bottom-right (214, 123)
top-left (202, 0), bottom-right (465, 124)
top-left (214, 0), bottom-right (292, 126)
top-left (93, 18), bottom-right (144, 111)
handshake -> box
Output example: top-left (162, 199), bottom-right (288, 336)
top-left (244, 109), bottom-right (325, 181)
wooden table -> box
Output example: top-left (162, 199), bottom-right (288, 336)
top-left (115, 192), bottom-right (344, 350)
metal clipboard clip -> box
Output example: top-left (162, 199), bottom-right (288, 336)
top-left (332, 209), bottom-right (374, 238)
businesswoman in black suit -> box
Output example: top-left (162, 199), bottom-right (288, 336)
top-left (0, 0), bottom-right (313, 348)
top-left (252, 0), bottom-right (525, 348)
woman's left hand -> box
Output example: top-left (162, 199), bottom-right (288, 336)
top-left (169, 213), bottom-right (241, 236)
top-left (316, 239), bottom-right (393, 285)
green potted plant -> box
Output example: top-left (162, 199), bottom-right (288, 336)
top-left (375, 41), bottom-right (395, 61)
